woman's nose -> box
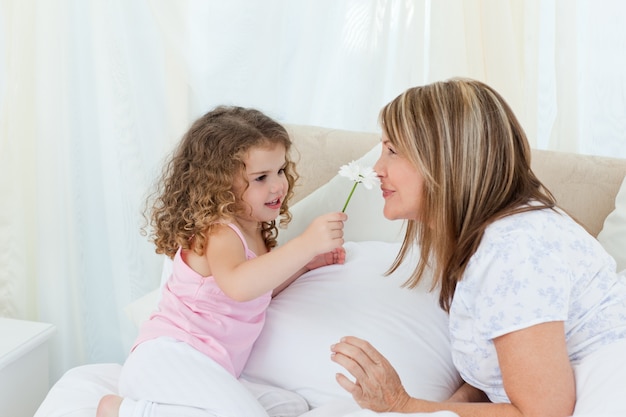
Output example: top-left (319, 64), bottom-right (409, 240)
top-left (373, 158), bottom-right (383, 177)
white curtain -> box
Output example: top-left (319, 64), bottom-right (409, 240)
top-left (1, 0), bottom-right (625, 383)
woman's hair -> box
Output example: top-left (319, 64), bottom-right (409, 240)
top-left (379, 78), bottom-right (556, 312)
top-left (143, 106), bottom-right (298, 258)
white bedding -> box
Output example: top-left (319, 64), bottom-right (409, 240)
top-left (34, 241), bottom-right (462, 417)
top-left (34, 243), bottom-right (626, 417)
top-left (34, 363), bottom-right (120, 417)
top-left (32, 363), bottom-right (460, 417)
top-left (35, 341), bottom-right (626, 417)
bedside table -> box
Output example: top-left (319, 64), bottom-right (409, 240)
top-left (0, 318), bottom-right (55, 417)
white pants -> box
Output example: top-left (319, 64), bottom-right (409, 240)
top-left (572, 339), bottom-right (626, 416)
top-left (118, 337), bottom-right (308, 417)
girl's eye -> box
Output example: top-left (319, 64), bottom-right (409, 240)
top-left (387, 146), bottom-right (397, 155)
top-left (255, 175), bottom-right (267, 182)
top-left (278, 168), bottom-right (286, 175)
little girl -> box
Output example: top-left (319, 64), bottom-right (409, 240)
top-left (97, 106), bottom-right (347, 417)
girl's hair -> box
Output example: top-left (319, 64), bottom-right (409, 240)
top-left (143, 106), bottom-right (298, 258)
top-left (379, 78), bottom-right (556, 312)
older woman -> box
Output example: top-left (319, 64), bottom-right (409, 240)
top-left (331, 78), bottom-right (626, 417)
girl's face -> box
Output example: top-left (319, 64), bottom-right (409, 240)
top-left (373, 134), bottom-right (425, 221)
top-left (236, 144), bottom-right (289, 223)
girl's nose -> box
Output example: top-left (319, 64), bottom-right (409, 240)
top-left (270, 178), bottom-right (282, 193)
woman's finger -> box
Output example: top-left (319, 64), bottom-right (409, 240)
top-left (332, 336), bottom-right (410, 412)
top-left (335, 372), bottom-right (360, 395)
top-left (331, 344), bottom-right (368, 382)
top-left (333, 336), bottom-right (384, 370)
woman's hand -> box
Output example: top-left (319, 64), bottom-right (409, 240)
top-left (330, 336), bottom-right (412, 412)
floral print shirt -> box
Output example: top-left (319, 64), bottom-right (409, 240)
top-left (449, 207), bottom-right (626, 403)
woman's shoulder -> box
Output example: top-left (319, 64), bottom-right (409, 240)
top-left (487, 205), bottom-right (576, 235)
top-left (479, 206), bottom-right (595, 258)
top-left (479, 206), bottom-right (606, 266)
top-left (486, 206), bottom-right (550, 233)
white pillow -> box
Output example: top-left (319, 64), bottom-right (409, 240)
top-left (124, 256), bottom-right (170, 328)
top-left (598, 176), bottom-right (626, 273)
top-left (124, 289), bottom-right (159, 328)
top-left (279, 144), bottom-right (406, 244)
top-left (242, 240), bottom-right (461, 409)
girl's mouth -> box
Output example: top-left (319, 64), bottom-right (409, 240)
top-left (265, 198), bottom-right (281, 209)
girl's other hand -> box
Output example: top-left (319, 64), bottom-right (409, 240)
top-left (305, 247), bottom-right (346, 271)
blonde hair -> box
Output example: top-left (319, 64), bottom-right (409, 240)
top-left (143, 106), bottom-right (298, 258)
top-left (380, 78), bottom-right (556, 311)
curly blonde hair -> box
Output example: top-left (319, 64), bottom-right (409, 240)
top-left (143, 106), bottom-right (298, 258)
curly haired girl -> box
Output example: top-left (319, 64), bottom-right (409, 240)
top-left (97, 106), bottom-right (347, 417)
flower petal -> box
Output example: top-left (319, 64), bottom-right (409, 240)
top-left (338, 161), bottom-right (361, 181)
top-left (359, 167), bottom-right (379, 189)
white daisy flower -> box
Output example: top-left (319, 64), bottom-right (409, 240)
top-left (337, 161), bottom-right (380, 212)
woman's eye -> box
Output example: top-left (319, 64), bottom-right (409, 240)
top-left (387, 146), bottom-right (397, 155)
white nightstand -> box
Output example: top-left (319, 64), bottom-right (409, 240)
top-left (0, 318), bottom-right (55, 417)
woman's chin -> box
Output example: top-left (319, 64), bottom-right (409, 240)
top-left (382, 208), bottom-right (399, 221)
top-left (383, 206), bottom-right (415, 221)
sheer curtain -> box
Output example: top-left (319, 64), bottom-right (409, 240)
top-left (0, 0), bottom-right (173, 379)
top-left (1, 0), bottom-right (625, 383)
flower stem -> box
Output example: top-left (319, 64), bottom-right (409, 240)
top-left (342, 182), bottom-right (359, 212)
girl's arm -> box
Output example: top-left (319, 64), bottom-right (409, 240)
top-left (331, 321), bottom-right (575, 417)
top-left (208, 212), bottom-right (347, 301)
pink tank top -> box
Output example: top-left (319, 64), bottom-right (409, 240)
top-left (134, 223), bottom-right (272, 377)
